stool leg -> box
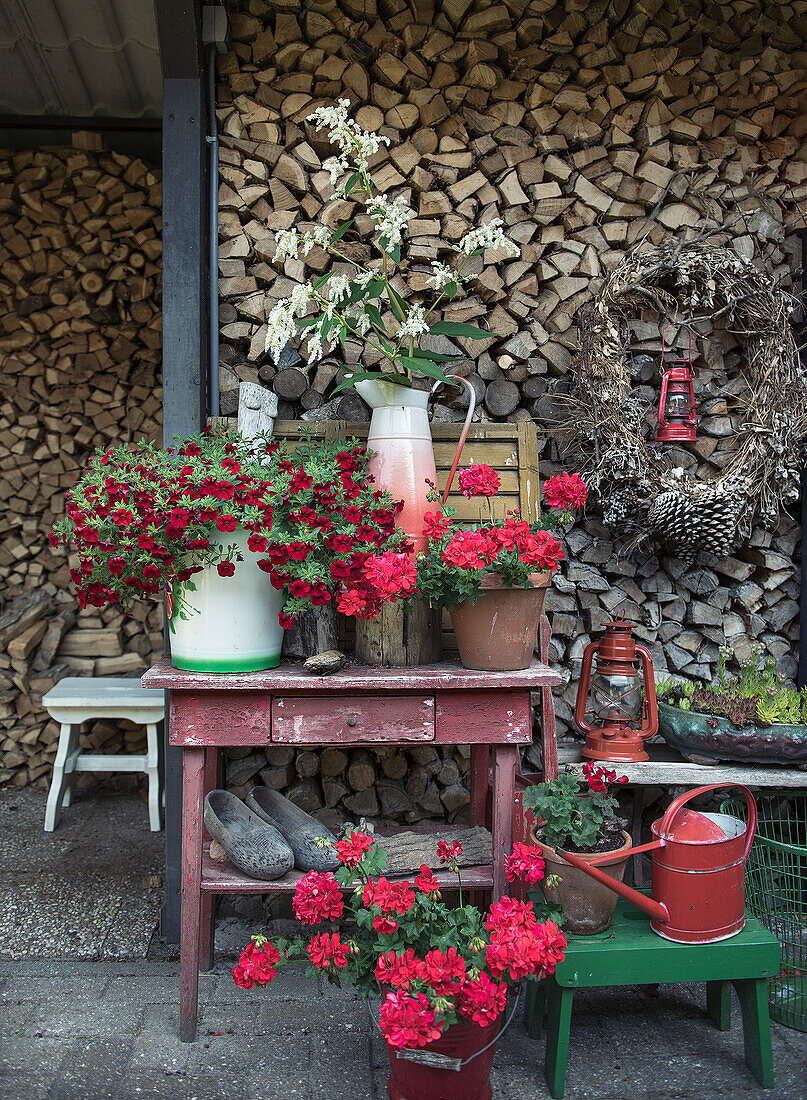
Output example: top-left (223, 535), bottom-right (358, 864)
top-left (146, 723), bottom-right (161, 832)
top-left (707, 980), bottom-right (732, 1031)
top-left (45, 723), bottom-right (80, 831)
top-left (525, 977), bottom-right (547, 1041)
top-left (732, 978), bottom-right (774, 1088)
top-left (544, 976), bottom-right (573, 1100)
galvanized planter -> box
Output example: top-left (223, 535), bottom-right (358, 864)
top-left (658, 699), bottom-right (807, 767)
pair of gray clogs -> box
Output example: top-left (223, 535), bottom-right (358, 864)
top-left (204, 787), bottom-right (338, 881)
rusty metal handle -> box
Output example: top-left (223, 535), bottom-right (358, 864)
top-left (659, 784), bottom-right (757, 852)
top-left (430, 375), bottom-right (476, 503)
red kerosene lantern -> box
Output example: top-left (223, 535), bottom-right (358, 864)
top-left (574, 612), bottom-right (659, 763)
top-left (657, 324), bottom-right (697, 443)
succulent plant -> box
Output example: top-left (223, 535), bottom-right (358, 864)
top-left (665, 646), bottom-right (804, 728)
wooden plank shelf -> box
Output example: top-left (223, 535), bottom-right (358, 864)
top-left (557, 742), bottom-right (807, 788)
top-left (200, 843), bottom-right (494, 893)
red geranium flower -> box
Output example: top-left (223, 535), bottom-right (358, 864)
top-left (422, 947), bottom-right (466, 994)
top-left (414, 865), bottom-right (440, 895)
top-left (307, 932), bottom-right (351, 971)
top-left (437, 841), bottom-right (462, 865)
top-left (231, 941), bottom-right (280, 989)
top-left (379, 991), bottom-right (443, 1051)
top-left (542, 472), bottom-right (588, 511)
top-left (505, 843), bottom-right (546, 885)
top-left (334, 830), bottom-right (374, 870)
top-left (458, 463), bottom-right (500, 498)
top-left (375, 949), bottom-right (424, 989)
top-left (292, 870), bottom-right (344, 924)
top-left (422, 510), bottom-right (452, 541)
top-left (373, 915), bottom-right (399, 935)
top-left (458, 972), bottom-right (507, 1027)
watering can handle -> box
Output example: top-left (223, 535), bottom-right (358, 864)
top-left (658, 783), bottom-right (758, 858)
top-left (430, 375), bottom-right (476, 504)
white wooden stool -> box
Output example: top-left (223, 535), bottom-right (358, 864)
top-left (43, 677), bottom-right (165, 832)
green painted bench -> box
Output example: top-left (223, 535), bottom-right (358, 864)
top-left (525, 895), bottom-right (781, 1098)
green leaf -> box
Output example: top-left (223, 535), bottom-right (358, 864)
top-left (330, 218), bottom-right (355, 245)
top-left (343, 171), bottom-right (360, 197)
top-left (312, 271), bottom-right (333, 291)
top-left (429, 321), bottom-right (493, 339)
top-left (332, 370), bottom-right (411, 395)
top-left (296, 315), bottom-right (319, 329)
top-left (365, 303), bottom-right (387, 332)
top-left (387, 283), bottom-right (407, 322)
top-left (399, 356), bottom-right (454, 385)
top-left (379, 236), bottom-right (401, 264)
top-left (413, 348), bottom-right (465, 363)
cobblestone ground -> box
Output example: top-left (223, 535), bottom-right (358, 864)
top-left (1, 791), bottom-right (806, 1099)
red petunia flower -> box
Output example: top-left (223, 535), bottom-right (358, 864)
top-left (217, 562), bottom-right (235, 577)
top-left (216, 514), bottom-right (238, 533)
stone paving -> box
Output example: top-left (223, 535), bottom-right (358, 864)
top-left (1, 790), bottom-right (806, 1099)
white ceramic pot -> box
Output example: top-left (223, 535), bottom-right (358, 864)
top-left (354, 379), bottom-right (438, 556)
top-left (168, 528), bottom-right (284, 672)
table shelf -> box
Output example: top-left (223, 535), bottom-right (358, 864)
top-left (558, 741), bottom-right (807, 788)
top-left (200, 843), bottom-right (494, 893)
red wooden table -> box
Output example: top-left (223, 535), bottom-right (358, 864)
top-left (142, 653), bottom-right (561, 1041)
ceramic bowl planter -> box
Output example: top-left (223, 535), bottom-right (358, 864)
top-left (531, 826), bottom-right (633, 935)
top-left (658, 699), bottom-right (807, 767)
top-left (386, 1014), bottom-right (502, 1100)
top-left (450, 572), bottom-right (551, 671)
top-left (168, 528), bottom-right (284, 673)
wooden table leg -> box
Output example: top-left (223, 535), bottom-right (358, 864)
top-left (525, 976), bottom-right (546, 1041)
top-left (492, 744), bottom-right (517, 900)
top-left (199, 747), bottom-right (219, 973)
top-left (180, 746), bottom-right (205, 1042)
top-left (707, 980), bottom-right (732, 1031)
top-left (470, 745), bottom-right (489, 827)
top-left (544, 976), bottom-right (573, 1100)
top-left (733, 977), bottom-right (775, 1087)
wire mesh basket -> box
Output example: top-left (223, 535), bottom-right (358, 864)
top-left (721, 793), bottom-right (807, 1032)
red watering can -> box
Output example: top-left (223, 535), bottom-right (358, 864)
top-left (557, 784), bottom-right (757, 944)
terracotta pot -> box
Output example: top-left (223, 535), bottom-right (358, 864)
top-left (387, 1015), bottom-right (501, 1100)
top-left (532, 827), bottom-right (633, 935)
top-left (449, 572), bottom-right (550, 671)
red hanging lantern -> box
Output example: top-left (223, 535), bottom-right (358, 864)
top-left (574, 612), bottom-right (659, 763)
top-left (657, 324), bottom-right (697, 443)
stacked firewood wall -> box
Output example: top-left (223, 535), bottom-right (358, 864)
top-left (214, 0), bottom-right (806, 780)
top-left (0, 143), bottom-right (163, 789)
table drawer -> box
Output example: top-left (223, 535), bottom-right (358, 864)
top-left (271, 695), bottom-right (435, 743)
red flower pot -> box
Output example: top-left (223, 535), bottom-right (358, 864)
top-left (386, 1015), bottom-right (501, 1100)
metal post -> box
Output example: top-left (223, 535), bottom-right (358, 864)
top-left (799, 228), bottom-right (807, 687)
top-left (159, 73), bottom-right (209, 941)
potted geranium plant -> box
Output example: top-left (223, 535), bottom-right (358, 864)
top-left (232, 832), bottom-right (565, 1100)
top-left (400, 466), bottom-right (587, 671)
top-left (524, 764), bottom-right (630, 935)
top-left (52, 429), bottom-right (409, 673)
top-left (263, 98), bottom-right (522, 556)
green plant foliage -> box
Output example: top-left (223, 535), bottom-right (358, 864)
top-left (663, 644), bottom-right (804, 728)
top-left (523, 765), bottom-right (626, 852)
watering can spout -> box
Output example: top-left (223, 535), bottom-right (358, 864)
top-left (555, 844), bottom-right (671, 924)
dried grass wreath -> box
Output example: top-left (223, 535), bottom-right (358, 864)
top-left (562, 240), bottom-right (806, 562)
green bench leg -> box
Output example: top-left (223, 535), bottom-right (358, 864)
top-left (707, 980), bottom-right (732, 1031)
top-left (544, 977), bottom-right (573, 1100)
top-left (525, 978), bottom-right (547, 1040)
top-left (733, 978), bottom-right (774, 1088)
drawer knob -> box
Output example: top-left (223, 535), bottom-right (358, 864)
top-left (347, 717), bottom-right (357, 727)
